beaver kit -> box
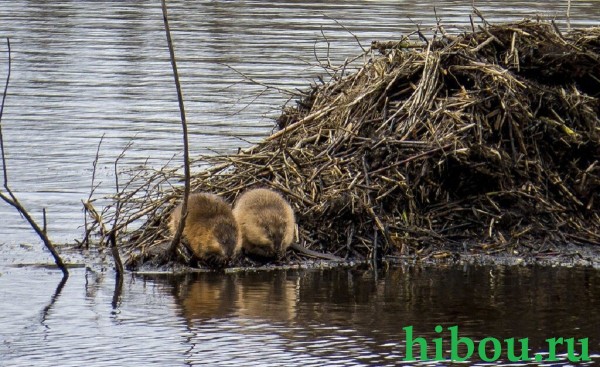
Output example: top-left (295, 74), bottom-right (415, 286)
top-left (233, 188), bottom-right (296, 260)
top-left (168, 193), bottom-right (241, 266)
top-left (94, 19), bottom-right (599, 270)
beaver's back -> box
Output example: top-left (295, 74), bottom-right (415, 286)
top-left (169, 193), bottom-right (240, 262)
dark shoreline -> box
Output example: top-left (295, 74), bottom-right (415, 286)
top-left (128, 242), bottom-right (600, 274)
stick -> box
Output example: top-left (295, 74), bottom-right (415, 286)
top-left (160, 0), bottom-right (191, 258)
top-left (567, 0), bottom-right (572, 31)
top-left (111, 271), bottom-right (123, 310)
top-left (82, 134), bottom-right (105, 248)
top-left (222, 63), bottom-right (298, 96)
top-left (290, 243), bottom-right (344, 261)
top-left (322, 14), bottom-right (367, 53)
top-left (109, 142), bottom-right (129, 276)
top-left (372, 225), bottom-right (378, 278)
top-left (1, 39), bottom-right (11, 186)
top-left (43, 208), bottom-right (47, 235)
top-left (0, 38), bottom-right (68, 275)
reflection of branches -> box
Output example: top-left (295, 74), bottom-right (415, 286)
top-left (0, 38), bottom-right (68, 275)
top-left (40, 274), bottom-right (69, 327)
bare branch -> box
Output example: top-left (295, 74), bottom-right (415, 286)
top-left (322, 14), bottom-right (367, 53)
top-left (0, 38), bottom-right (68, 275)
top-left (161, 0), bottom-right (191, 259)
top-left (82, 134), bottom-right (105, 248)
top-left (222, 63), bottom-right (300, 96)
top-left (108, 141), bottom-right (132, 276)
top-left (1, 39), bottom-right (11, 187)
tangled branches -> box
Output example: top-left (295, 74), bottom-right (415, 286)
top-left (92, 20), bottom-right (599, 268)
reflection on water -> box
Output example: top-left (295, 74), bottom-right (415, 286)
top-left (170, 266), bottom-right (600, 366)
top-left (1, 265), bottom-right (598, 366)
top-left (1, 0), bottom-right (599, 246)
top-left (175, 270), bottom-right (298, 322)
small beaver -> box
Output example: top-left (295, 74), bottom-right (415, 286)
top-left (169, 193), bottom-right (241, 266)
top-left (233, 188), bottom-right (295, 259)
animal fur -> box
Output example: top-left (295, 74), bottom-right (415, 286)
top-left (233, 188), bottom-right (295, 259)
top-left (169, 193), bottom-right (241, 265)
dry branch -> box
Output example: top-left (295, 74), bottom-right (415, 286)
top-left (0, 38), bottom-right (68, 275)
top-left (161, 0), bottom-right (191, 259)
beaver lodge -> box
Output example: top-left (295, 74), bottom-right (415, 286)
top-left (93, 19), bottom-right (600, 270)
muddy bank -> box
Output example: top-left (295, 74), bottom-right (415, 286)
top-left (128, 243), bottom-right (600, 274)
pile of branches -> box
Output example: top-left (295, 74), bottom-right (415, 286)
top-left (108, 19), bottom-right (599, 266)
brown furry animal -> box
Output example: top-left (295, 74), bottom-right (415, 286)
top-left (169, 193), bottom-right (241, 265)
top-left (233, 188), bottom-right (295, 259)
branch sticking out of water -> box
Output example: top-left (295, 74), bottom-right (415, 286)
top-left (0, 38), bottom-right (68, 276)
top-left (161, 0), bottom-right (191, 259)
top-left (81, 134), bottom-right (106, 249)
top-left (108, 141), bottom-right (131, 277)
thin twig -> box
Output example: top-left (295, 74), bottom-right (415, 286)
top-left (222, 63), bottom-right (299, 96)
top-left (1, 39), bottom-right (10, 187)
top-left (322, 14), bottom-right (367, 53)
top-left (566, 0), bottom-right (572, 31)
top-left (82, 134), bottom-right (105, 248)
top-left (108, 141), bottom-right (131, 276)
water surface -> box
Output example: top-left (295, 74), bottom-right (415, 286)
top-left (1, 263), bottom-right (599, 366)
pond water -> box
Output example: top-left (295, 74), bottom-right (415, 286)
top-left (1, 259), bottom-right (599, 366)
top-left (1, 1), bottom-right (599, 366)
